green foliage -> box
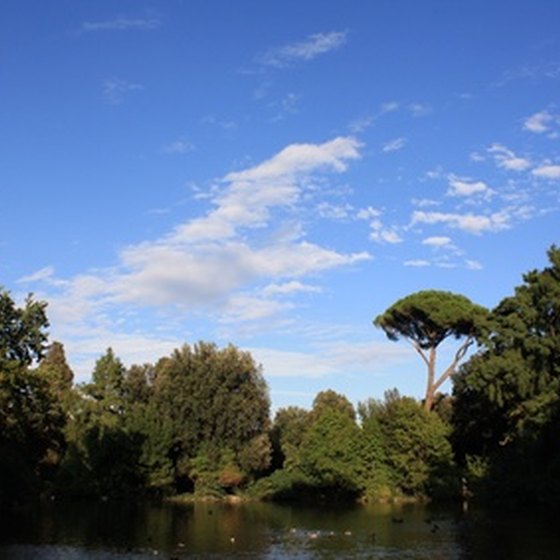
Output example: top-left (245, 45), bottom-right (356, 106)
top-left (0, 290), bottom-right (66, 504)
top-left (374, 290), bottom-right (488, 409)
top-left (85, 348), bottom-right (126, 419)
top-left (374, 290), bottom-right (487, 348)
top-left (453, 246), bottom-right (560, 504)
top-left (125, 399), bottom-right (174, 492)
top-left (37, 341), bottom-right (74, 398)
top-left (152, 342), bottom-right (271, 490)
top-left (310, 389), bottom-right (356, 422)
top-left (0, 289), bottom-right (49, 371)
top-left (0, 367), bottom-right (66, 502)
top-left (270, 406), bottom-right (310, 470)
top-left (356, 402), bottom-right (392, 499)
top-left (298, 408), bottom-right (362, 492)
top-left (367, 390), bottom-right (457, 498)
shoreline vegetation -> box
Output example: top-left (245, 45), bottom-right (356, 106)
top-left (1, 245), bottom-right (559, 509)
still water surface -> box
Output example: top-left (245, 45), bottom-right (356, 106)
top-left (0, 499), bottom-right (558, 559)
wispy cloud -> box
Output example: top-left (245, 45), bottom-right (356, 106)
top-left (258, 31), bottom-right (347, 68)
top-left (411, 210), bottom-right (510, 234)
top-left (102, 78), bottom-right (143, 104)
top-left (162, 138), bottom-right (195, 154)
top-left (404, 259), bottom-right (430, 267)
top-left (250, 340), bottom-right (411, 379)
top-left (382, 137), bottom-right (407, 153)
top-left (348, 115), bottom-right (375, 133)
top-left (201, 115), bottom-right (238, 132)
top-left (532, 164), bottom-right (560, 180)
top-left (358, 207), bottom-right (402, 244)
top-left (380, 101), bottom-right (399, 114)
top-left (494, 61), bottom-right (560, 87)
top-left (408, 103), bottom-right (432, 117)
top-left (446, 174), bottom-right (492, 198)
top-left (316, 202), bottom-right (353, 220)
top-left (81, 16), bottom-right (161, 32)
top-left (24, 137), bottom-right (369, 328)
top-left (523, 109), bottom-right (560, 138)
top-left (174, 136), bottom-right (361, 242)
top-left (262, 281), bottom-right (322, 297)
top-left (421, 236), bottom-right (453, 248)
top-left (270, 92), bottom-right (301, 121)
top-left (487, 143), bottom-right (531, 171)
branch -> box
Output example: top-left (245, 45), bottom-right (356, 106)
top-left (407, 339), bottom-right (430, 368)
top-left (432, 336), bottom-right (473, 393)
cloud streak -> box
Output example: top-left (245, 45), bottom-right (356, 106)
top-left (102, 79), bottom-right (143, 104)
top-left (258, 31), bottom-right (347, 68)
top-left (24, 137), bottom-right (369, 327)
top-left (81, 17), bottom-right (161, 32)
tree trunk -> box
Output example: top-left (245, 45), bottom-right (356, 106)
top-left (424, 347), bottom-right (436, 411)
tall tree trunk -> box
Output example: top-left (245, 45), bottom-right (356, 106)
top-left (424, 347), bottom-right (436, 411)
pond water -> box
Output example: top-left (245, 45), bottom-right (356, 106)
top-left (0, 499), bottom-right (558, 559)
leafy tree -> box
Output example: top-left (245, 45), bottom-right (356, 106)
top-left (298, 407), bottom-right (362, 499)
top-left (152, 342), bottom-right (271, 489)
top-left (59, 349), bottom-right (145, 497)
top-left (310, 389), bottom-right (356, 422)
top-left (374, 290), bottom-right (487, 410)
top-left (123, 363), bottom-right (153, 404)
top-left (453, 246), bottom-right (560, 503)
top-left (357, 400), bottom-right (392, 498)
top-left (0, 289), bottom-right (49, 371)
top-left (372, 390), bottom-right (456, 497)
top-left (0, 290), bottom-right (65, 503)
top-left (84, 348), bottom-right (126, 421)
top-left (262, 390), bottom-right (365, 502)
top-left (270, 406), bottom-right (310, 470)
top-left (37, 341), bottom-right (74, 398)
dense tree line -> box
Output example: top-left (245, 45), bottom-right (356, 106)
top-left (1, 245), bottom-right (559, 506)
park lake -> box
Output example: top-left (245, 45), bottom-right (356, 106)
top-left (1, 499), bottom-right (559, 559)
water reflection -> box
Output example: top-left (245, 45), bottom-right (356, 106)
top-left (0, 500), bottom-right (558, 559)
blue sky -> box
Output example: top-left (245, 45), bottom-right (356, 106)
top-left (1, 1), bottom-right (559, 412)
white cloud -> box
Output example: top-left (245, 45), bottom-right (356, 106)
top-left (523, 110), bottom-right (555, 133)
top-left (219, 294), bottom-right (292, 324)
top-left (368, 219), bottom-right (402, 244)
top-left (259, 31), bottom-right (347, 67)
top-left (466, 259), bottom-right (483, 270)
top-left (348, 115), bottom-right (375, 133)
top-left (408, 103), bottom-right (432, 117)
top-left (532, 165), bottom-right (560, 179)
top-left (470, 152), bottom-right (485, 163)
top-left (380, 101), bottom-right (400, 114)
top-left (404, 259), bottom-right (431, 267)
top-left (262, 281), bottom-right (322, 297)
top-left (174, 136), bottom-right (361, 242)
top-left (422, 236), bottom-right (452, 247)
top-left (102, 78), bottom-right (143, 104)
top-left (201, 115), bottom-right (238, 131)
top-left (250, 340), bottom-right (411, 379)
top-left (487, 143), bottom-right (531, 171)
top-left (412, 198), bottom-right (440, 208)
top-left (382, 137), bottom-right (407, 153)
top-left (357, 206), bottom-right (382, 220)
top-left (29, 137), bottom-right (369, 332)
top-left (316, 202), bottom-right (353, 220)
top-left (358, 207), bottom-right (402, 244)
top-left (18, 266), bottom-right (57, 284)
top-left (81, 17), bottom-right (161, 32)
top-left (446, 174), bottom-right (491, 198)
top-left (411, 210), bottom-right (510, 234)
top-left (162, 139), bottom-right (194, 154)
top-left (270, 92), bottom-right (301, 121)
